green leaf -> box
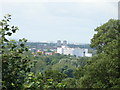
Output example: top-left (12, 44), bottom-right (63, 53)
top-left (25, 48), bottom-right (28, 51)
top-left (4, 38), bottom-right (9, 42)
top-left (20, 43), bottom-right (25, 47)
top-left (7, 32), bottom-right (12, 36)
top-left (19, 39), bottom-right (22, 42)
top-left (11, 26), bottom-right (14, 28)
top-left (23, 38), bottom-right (27, 42)
top-left (12, 29), bottom-right (16, 33)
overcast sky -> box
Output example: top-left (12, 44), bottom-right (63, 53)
top-left (0, 0), bottom-right (119, 44)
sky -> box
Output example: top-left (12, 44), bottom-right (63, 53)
top-left (0, 0), bottom-right (119, 44)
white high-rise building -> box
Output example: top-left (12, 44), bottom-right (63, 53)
top-left (57, 46), bottom-right (92, 57)
top-left (57, 46), bottom-right (64, 54)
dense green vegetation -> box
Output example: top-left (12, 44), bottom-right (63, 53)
top-left (1, 15), bottom-right (120, 89)
top-left (32, 54), bottom-right (89, 77)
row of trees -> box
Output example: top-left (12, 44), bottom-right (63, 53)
top-left (0, 15), bottom-right (120, 89)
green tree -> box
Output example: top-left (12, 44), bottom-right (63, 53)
top-left (0, 14), bottom-right (34, 89)
top-left (62, 78), bottom-right (77, 88)
top-left (90, 19), bottom-right (120, 56)
top-left (23, 71), bottom-right (66, 89)
top-left (76, 19), bottom-right (120, 88)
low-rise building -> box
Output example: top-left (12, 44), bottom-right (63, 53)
top-left (57, 46), bottom-right (92, 57)
top-left (45, 52), bottom-right (53, 55)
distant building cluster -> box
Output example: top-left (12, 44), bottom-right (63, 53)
top-left (31, 49), bottom-right (55, 56)
top-left (28, 40), bottom-right (93, 57)
top-left (57, 45), bottom-right (92, 57)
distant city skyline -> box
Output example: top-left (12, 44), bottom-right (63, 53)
top-left (0, 0), bottom-right (119, 44)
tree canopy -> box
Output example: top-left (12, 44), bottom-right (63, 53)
top-left (0, 14), bottom-right (35, 89)
top-left (75, 19), bottom-right (120, 88)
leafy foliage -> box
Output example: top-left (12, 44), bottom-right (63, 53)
top-left (1, 14), bottom-right (34, 89)
top-left (23, 71), bottom-right (66, 89)
top-left (90, 19), bottom-right (120, 55)
top-left (74, 19), bottom-right (120, 88)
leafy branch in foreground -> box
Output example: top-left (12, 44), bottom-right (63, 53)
top-left (1, 14), bottom-right (34, 89)
top-left (0, 14), bottom-right (66, 90)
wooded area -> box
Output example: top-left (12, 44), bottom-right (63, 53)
top-left (0, 14), bottom-right (120, 89)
